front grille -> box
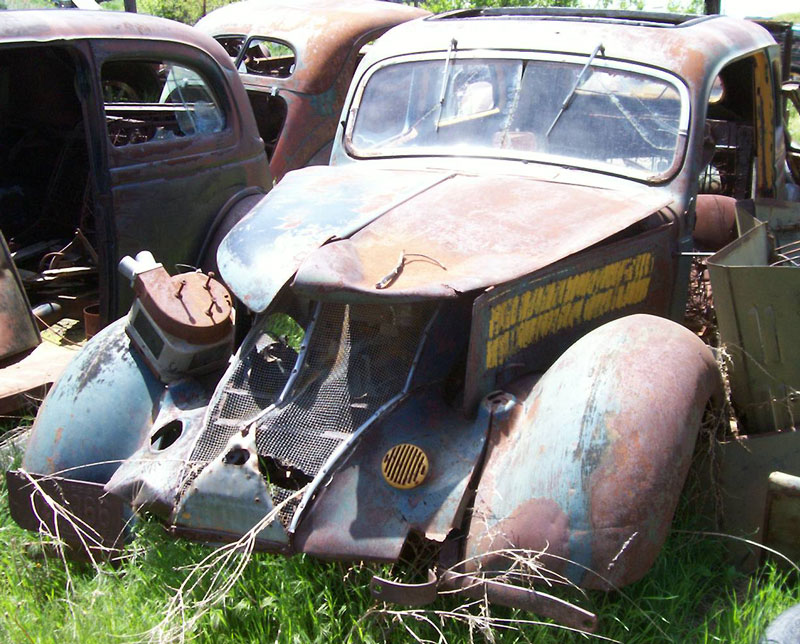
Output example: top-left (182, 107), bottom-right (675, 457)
top-left (186, 301), bottom-right (433, 527)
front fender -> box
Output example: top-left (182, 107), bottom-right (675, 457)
top-left (465, 314), bottom-right (722, 590)
top-left (22, 319), bottom-right (164, 484)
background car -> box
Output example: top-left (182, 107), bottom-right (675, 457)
top-left (195, 0), bottom-right (428, 182)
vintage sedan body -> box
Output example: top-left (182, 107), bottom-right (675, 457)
top-left (11, 9), bottom-right (797, 631)
top-left (0, 10), bottom-right (269, 330)
top-left (195, 0), bottom-right (429, 182)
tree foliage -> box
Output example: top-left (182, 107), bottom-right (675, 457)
top-left (136, 0), bottom-right (232, 24)
top-left (135, 0), bottom-right (710, 29)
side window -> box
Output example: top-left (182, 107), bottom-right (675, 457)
top-left (699, 57), bottom-right (756, 198)
top-left (102, 60), bottom-right (225, 147)
top-left (239, 38), bottom-right (295, 78)
top-left (214, 35), bottom-right (246, 62)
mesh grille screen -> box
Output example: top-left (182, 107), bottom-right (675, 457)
top-left (186, 301), bottom-right (432, 526)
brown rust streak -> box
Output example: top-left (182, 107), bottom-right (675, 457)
top-left (585, 323), bottom-right (722, 589)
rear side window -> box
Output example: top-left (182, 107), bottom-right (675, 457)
top-left (215, 35), bottom-right (246, 61)
top-left (102, 60), bottom-right (225, 147)
top-left (238, 38), bottom-right (295, 78)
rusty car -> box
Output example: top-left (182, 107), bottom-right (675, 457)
top-left (0, 4), bottom-right (425, 408)
top-left (9, 8), bottom-right (800, 631)
top-left (0, 9), bottom-right (269, 333)
top-left (195, 0), bottom-right (429, 183)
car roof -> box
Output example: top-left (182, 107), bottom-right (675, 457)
top-left (363, 9), bottom-right (777, 91)
top-left (0, 9), bottom-right (233, 67)
top-left (195, 0), bottom-right (429, 94)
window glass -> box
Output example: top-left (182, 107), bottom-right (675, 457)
top-left (102, 60), bottom-right (225, 147)
top-left (239, 38), bottom-right (295, 78)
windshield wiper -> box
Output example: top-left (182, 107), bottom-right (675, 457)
top-left (546, 43), bottom-right (605, 138)
top-left (435, 38), bottom-right (458, 132)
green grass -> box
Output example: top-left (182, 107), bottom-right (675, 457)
top-left (1, 416), bottom-right (799, 643)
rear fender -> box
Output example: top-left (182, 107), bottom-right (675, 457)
top-left (464, 314), bottom-right (722, 590)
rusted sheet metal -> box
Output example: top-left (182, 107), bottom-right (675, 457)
top-left (0, 231), bottom-right (40, 361)
top-left (196, 1), bottom-right (427, 181)
top-left (6, 470), bottom-right (127, 559)
top-left (133, 267), bottom-right (233, 344)
top-left (707, 202), bottom-right (800, 434)
top-left (367, 12), bottom-right (774, 95)
top-left (195, 0), bottom-right (428, 95)
top-left (293, 387), bottom-right (490, 562)
top-left (711, 432), bottom-right (800, 571)
top-left (439, 570), bottom-right (598, 633)
top-left (693, 194), bottom-right (737, 251)
top-left (0, 10), bottom-right (237, 70)
top-left (217, 166), bottom-right (455, 311)
top-left (369, 569), bottom-right (598, 632)
top-left (465, 224), bottom-right (676, 411)
top-left (0, 342), bottom-right (78, 415)
top-left (288, 169), bottom-right (671, 300)
top-left (104, 376), bottom-right (218, 519)
top-left (171, 425), bottom-right (289, 549)
top-left (464, 315), bottom-right (721, 589)
top-left (765, 471), bottom-right (800, 566)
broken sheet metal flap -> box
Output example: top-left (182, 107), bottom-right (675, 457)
top-left (290, 172), bottom-right (671, 302)
top-left (172, 428), bottom-right (289, 548)
top-left (708, 202), bottom-right (800, 433)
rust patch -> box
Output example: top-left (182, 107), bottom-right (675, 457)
top-left (467, 497), bottom-right (570, 580)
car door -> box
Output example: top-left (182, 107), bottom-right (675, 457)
top-left (91, 38), bottom-right (269, 318)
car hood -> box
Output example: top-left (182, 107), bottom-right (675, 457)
top-left (218, 165), bottom-right (672, 311)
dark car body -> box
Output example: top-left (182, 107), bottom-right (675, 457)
top-left (0, 10), bottom-right (270, 329)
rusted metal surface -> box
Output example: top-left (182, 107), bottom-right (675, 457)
top-left (292, 174), bottom-right (672, 300)
top-left (439, 570), bottom-right (598, 633)
top-left (21, 319), bottom-right (164, 484)
top-left (133, 267), bottom-right (233, 344)
top-left (369, 568), bottom-right (598, 632)
top-left (464, 225), bottom-right (676, 410)
top-left (196, 0), bottom-right (428, 181)
top-left (693, 194), bottom-right (737, 251)
top-left (708, 202), bottom-right (800, 434)
top-left (217, 166), bottom-right (454, 311)
top-left (196, 0), bottom-right (426, 95)
top-left (6, 471), bottom-right (127, 559)
top-left (0, 10), bottom-right (269, 330)
top-left (13, 8), bottom-right (795, 630)
top-left (172, 424), bottom-right (289, 548)
top-left (219, 164), bottom-right (671, 310)
top-left (346, 11), bottom-right (774, 99)
top-left (464, 315), bottom-right (721, 589)
top-left (370, 570), bottom-right (439, 607)
top-left (293, 387), bottom-right (490, 561)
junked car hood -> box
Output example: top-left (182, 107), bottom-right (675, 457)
top-left (218, 165), bottom-right (672, 310)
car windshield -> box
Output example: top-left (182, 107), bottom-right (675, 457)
top-left (347, 55), bottom-right (687, 181)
